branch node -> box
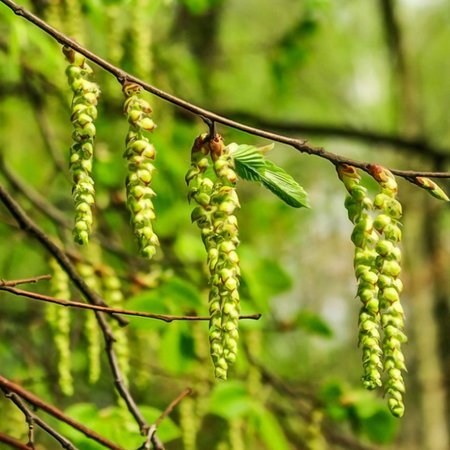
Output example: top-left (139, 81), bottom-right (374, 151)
top-left (200, 116), bottom-right (216, 140)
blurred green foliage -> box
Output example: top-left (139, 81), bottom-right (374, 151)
top-left (0, 0), bottom-right (449, 449)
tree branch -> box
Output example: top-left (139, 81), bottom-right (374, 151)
top-left (0, 154), bottom-right (142, 270)
top-left (0, 0), bottom-right (449, 180)
top-left (0, 375), bottom-right (124, 450)
top-left (216, 111), bottom-right (449, 160)
top-left (0, 274), bottom-right (51, 287)
top-left (1, 387), bottom-right (77, 450)
top-left (0, 432), bottom-right (31, 450)
top-left (0, 184), bottom-right (156, 437)
top-left (140, 388), bottom-right (192, 450)
top-left (0, 183), bottom-right (127, 326)
top-left (0, 284), bottom-right (262, 322)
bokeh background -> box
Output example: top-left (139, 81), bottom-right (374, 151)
top-left (0, 0), bottom-right (449, 449)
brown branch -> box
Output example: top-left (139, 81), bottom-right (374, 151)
top-left (140, 388), bottom-right (192, 450)
top-left (0, 184), bottom-right (153, 436)
top-left (0, 432), bottom-right (31, 450)
top-left (217, 111), bottom-right (450, 160)
top-left (0, 274), bottom-right (51, 287)
top-left (154, 387), bottom-right (192, 428)
top-left (0, 0), bottom-right (449, 180)
top-left (0, 375), bottom-right (123, 450)
top-left (1, 387), bottom-right (77, 450)
top-left (0, 154), bottom-right (139, 266)
top-left (0, 285), bottom-right (262, 322)
top-left (0, 183), bottom-right (127, 326)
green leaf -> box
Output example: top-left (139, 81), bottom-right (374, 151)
top-left (361, 409), bottom-right (398, 444)
top-left (230, 144), bottom-right (267, 182)
top-left (60, 403), bottom-right (180, 448)
top-left (230, 144), bottom-right (310, 208)
top-left (256, 408), bottom-right (291, 450)
top-left (208, 381), bottom-right (255, 419)
top-left (295, 310), bottom-right (333, 338)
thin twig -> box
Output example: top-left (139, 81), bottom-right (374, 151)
top-left (0, 154), bottom-right (140, 268)
top-left (0, 184), bottom-right (153, 436)
top-left (0, 285), bottom-right (262, 322)
top-left (1, 387), bottom-right (77, 450)
top-left (0, 274), bottom-right (51, 287)
top-left (155, 387), bottom-right (192, 428)
top-left (0, 0), bottom-right (449, 180)
top-left (0, 431), bottom-right (33, 450)
top-left (0, 183), bottom-right (127, 326)
top-left (0, 375), bottom-right (124, 450)
top-left (218, 111), bottom-right (450, 160)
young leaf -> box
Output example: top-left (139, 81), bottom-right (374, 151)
top-left (230, 144), bottom-right (310, 208)
top-left (415, 177), bottom-right (449, 202)
top-left (259, 159), bottom-right (310, 208)
top-left (230, 144), bottom-right (266, 182)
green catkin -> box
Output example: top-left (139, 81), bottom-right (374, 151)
top-left (304, 410), bottom-right (326, 450)
top-left (209, 135), bottom-right (241, 376)
top-left (123, 82), bottom-right (159, 260)
top-left (45, 0), bottom-right (63, 30)
top-left (186, 134), bottom-right (241, 380)
top-left (180, 396), bottom-right (197, 450)
top-left (77, 262), bottom-right (102, 384)
top-left (48, 259), bottom-right (73, 396)
top-left (337, 165), bottom-right (383, 390)
top-left (229, 419), bottom-right (245, 450)
top-left (101, 268), bottom-right (130, 386)
top-left (64, 46), bottom-right (100, 246)
top-left (63, 0), bottom-right (84, 44)
top-left (186, 134), bottom-right (227, 378)
top-left (370, 165), bottom-right (406, 418)
top-left (130, 0), bottom-right (153, 80)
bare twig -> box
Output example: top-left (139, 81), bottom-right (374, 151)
top-left (1, 387), bottom-right (77, 450)
top-left (0, 184), bottom-right (154, 436)
top-left (0, 431), bottom-right (33, 450)
top-left (0, 0), bottom-right (449, 180)
top-left (0, 284), bottom-right (262, 322)
top-left (0, 274), bottom-right (51, 287)
top-left (154, 387), bottom-right (192, 428)
top-left (0, 375), bottom-right (124, 450)
top-left (217, 111), bottom-right (450, 160)
top-left (0, 183), bottom-right (127, 326)
top-left (0, 154), bottom-right (140, 267)
top-left (140, 388), bottom-right (192, 450)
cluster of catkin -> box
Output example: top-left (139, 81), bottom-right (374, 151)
top-left (186, 134), bottom-right (241, 380)
top-left (123, 82), bottom-right (159, 260)
top-left (338, 164), bottom-right (406, 417)
top-left (64, 46), bottom-right (100, 246)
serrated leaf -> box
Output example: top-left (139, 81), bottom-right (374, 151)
top-left (230, 144), bottom-right (310, 208)
top-left (230, 144), bottom-right (266, 182)
top-left (259, 159), bottom-right (310, 208)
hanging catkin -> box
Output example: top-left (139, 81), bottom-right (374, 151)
top-left (370, 164), bottom-right (406, 418)
top-left (47, 259), bottom-right (73, 396)
top-left (64, 46), bottom-right (100, 245)
top-left (123, 82), bottom-right (159, 259)
top-left (187, 134), bottom-right (241, 380)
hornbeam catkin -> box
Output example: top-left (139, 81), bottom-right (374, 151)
top-left (186, 134), bottom-right (241, 380)
top-left (123, 82), bottom-right (159, 259)
top-left (76, 262), bottom-right (101, 384)
top-left (64, 46), bottom-right (100, 245)
top-left (209, 136), bottom-right (241, 375)
top-left (48, 259), bottom-right (73, 396)
top-left (338, 165), bottom-right (383, 390)
top-left (370, 165), bottom-right (406, 418)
